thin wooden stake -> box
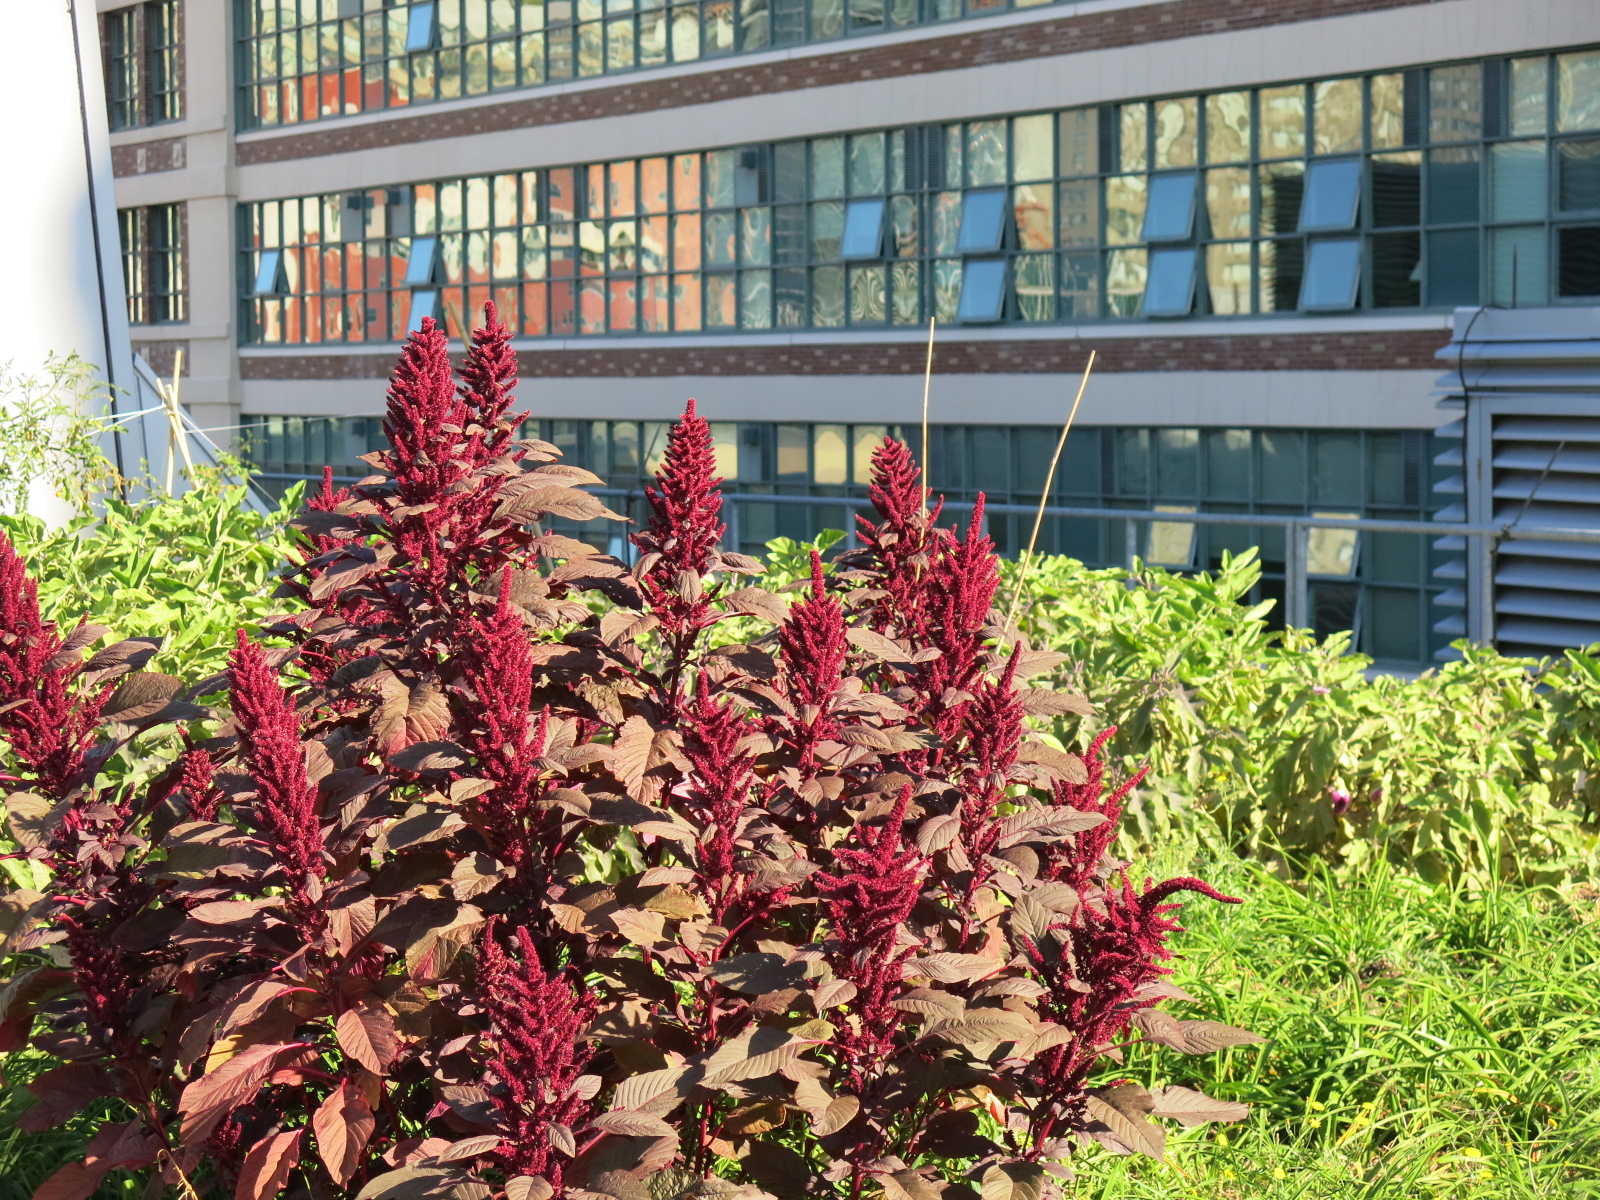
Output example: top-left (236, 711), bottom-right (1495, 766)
top-left (919, 316), bottom-right (936, 503)
top-left (1002, 351), bottom-right (1096, 642)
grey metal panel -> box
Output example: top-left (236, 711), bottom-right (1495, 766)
top-left (1434, 587), bottom-right (1466, 609)
top-left (1493, 501), bottom-right (1600, 529)
top-left (1433, 502), bottom-right (1467, 522)
top-left (1493, 447), bottom-right (1600, 473)
top-left (1497, 538), bottom-right (1600, 562)
top-left (1491, 475), bottom-right (1600, 504)
top-left (1434, 535), bottom-right (1466, 552)
top-left (1433, 613), bottom-right (1467, 636)
top-left (1495, 417), bottom-right (1600, 442)
top-left (1496, 560), bottom-right (1600, 592)
top-left (1436, 474), bottom-right (1465, 494)
top-left (1434, 558), bottom-right (1466, 579)
top-left (1433, 446), bottom-right (1464, 469)
top-left (1494, 589), bottom-right (1600, 622)
top-left (1496, 618), bottom-right (1600, 649)
top-left (1434, 417), bottom-right (1465, 439)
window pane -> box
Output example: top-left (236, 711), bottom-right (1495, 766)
top-left (1014, 185), bottom-right (1053, 250)
top-left (1313, 78), bottom-right (1362, 155)
top-left (1372, 152), bottom-right (1421, 227)
top-left (1205, 167), bottom-right (1250, 239)
top-left (956, 259), bottom-right (1006, 322)
top-left (1371, 73), bottom-right (1406, 149)
top-left (1557, 226), bottom-right (1600, 297)
top-left (1104, 175), bottom-right (1147, 245)
top-left (1557, 140), bottom-right (1600, 213)
top-left (1511, 57), bottom-right (1549, 136)
top-left (1259, 430), bottom-right (1306, 504)
top-left (1299, 158), bottom-right (1361, 231)
top-left (1153, 97), bottom-right (1197, 169)
top-left (1428, 147), bottom-right (1480, 224)
top-left (1557, 51), bottom-right (1600, 132)
top-left (1142, 247), bottom-right (1196, 316)
top-left (1429, 63), bottom-right (1481, 142)
top-left (1141, 173), bottom-right (1197, 242)
top-left (1012, 114), bottom-right (1053, 181)
top-left (966, 121), bottom-right (1006, 186)
top-left (1205, 91), bottom-right (1251, 164)
top-left (849, 132), bottom-right (885, 196)
top-left (1205, 429), bottom-right (1252, 500)
top-left (840, 199), bottom-right (886, 259)
top-left (1059, 251), bottom-right (1099, 319)
top-left (407, 3), bottom-right (439, 50)
top-left (1489, 226), bottom-right (1548, 306)
top-left (1058, 109), bottom-right (1098, 177)
top-left (1206, 242), bottom-right (1252, 315)
top-left (1105, 248), bottom-right (1147, 316)
top-left (957, 189), bottom-right (1007, 252)
top-left (1119, 103), bottom-right (1147, 172)
top-left (1156, 428), bottom-right (1199, 495)
top-left (1013, 253), bottom-right (1053, 321)
top-left (1490, 141), bottom-right (1549, 221)
top-left (1260, 85), bottom-right (1306, 159)
top-left (814, 425), bottom-right (847, 484)
top-left (1428, 229), bottom-right (1479, 306)
top-left (1058, 181), bottom-right (1098, 247)
top-left (1258, 162), bottom-right (1304, 235)
top-left (1301, 238), bottom-right (1360, 311)
top-left (1371, 232), bottom-right (1420, 306)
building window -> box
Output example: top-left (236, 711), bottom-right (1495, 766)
top-left (240, 44), bottom-right (1600, 344)
top-left (241, 416), bottom-right (1448, 668)
top-left (102, 1), bottom-right (182, 131)
top-left (236, 0), bottom-right (1079, 131)
top-left (120, 204), bottom-right (186, 324)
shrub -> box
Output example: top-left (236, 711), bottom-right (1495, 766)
top-left (0, 308), bottom-right (1251, 1200)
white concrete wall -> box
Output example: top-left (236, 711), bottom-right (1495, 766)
top-left (0, 0), bottom-right (150, 521)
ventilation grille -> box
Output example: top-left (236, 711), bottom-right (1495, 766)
top-left (1432, 307), bottom-right (1600, 659)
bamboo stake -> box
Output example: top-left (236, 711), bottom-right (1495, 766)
top-left (170, 349), bottom-right (193, 475)
top-left (1002, 351), bottom-right (1096, 642)
top-left (919, 316), bottom-right (936, 504)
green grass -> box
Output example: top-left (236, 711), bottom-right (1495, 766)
top-left (1068, 851), bottom-right (1600, 1199)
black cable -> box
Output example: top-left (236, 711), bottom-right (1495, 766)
top-left (66, 0), bottom-right (126, 482)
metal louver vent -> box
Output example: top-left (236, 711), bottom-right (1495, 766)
top-left (1432, 307), bottom-right (1600, 658)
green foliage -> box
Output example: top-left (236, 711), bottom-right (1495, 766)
top-left (0, 469), bottom-right (302, 683)
top-left (768, 537), bottom-right (1600, 882)
top-left (1065, 849), bottom-right (1600, 1198)
top-left (0, 353), bottom-right (123, 514)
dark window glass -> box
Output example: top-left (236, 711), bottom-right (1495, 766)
top-left (1556, 139), bottom-right (1600, 212)
top-left (105, 9), bottom-right (139, 130)
top-left (149, 203), bottom-right (184, 322)
top-left (1205, 429), bottom-right (1252, 500)
top-left (1427, 229), bottom-right (1479, 306)
top-left (1155, 428), bottom-right (1199, 496)
top-left (1258, 431), bottom-right (1306, 504)
top-left (1558, 225), bottom-right (1600, 296)
top-left (1372, 231), bottom-right (1421, 306)
top-left (1427, 147), bottom-right (1481, 223)
top-left (119, 209), bottom-right (144, 324)
top-left (1371, 154), bottom-right (1422, 227)
top-left (1114, 429), bottom-right (1150, 497)
top-left (147, 0), bottom-right (181, 123)
top-left (1312, 433), bottom-right (1362, 505)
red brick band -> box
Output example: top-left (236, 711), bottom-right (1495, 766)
top-left (237, 0), bottom-right (1441, 166)
top-left (240, 327), bottom-right (1450, 380)
top-left (111, 136), bottom-right (187, 178)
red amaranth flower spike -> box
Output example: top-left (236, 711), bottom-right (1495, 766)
top-left (227, 631), bottom-right (324, 905)
top-left (475, 919), bottom-right (597, 1187)
top-left (0, 531), bottom-right (108, 797)
top-left (638, 398), bottom-right (724, 582)
top-left (679, 674), bottom-right (756, 914)
top-left (776, 549), bottom-right (848, 775)
top-left (1044, 726), bottom-right (1147, 890)
top-left (176, 745), bottom-right (223, 822)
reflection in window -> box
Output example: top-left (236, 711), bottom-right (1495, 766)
top-left (956, 259), bottom-right (1006, 322)
top-left (1143, 248), bottom-right (1197, 317)
top-left (408, 4), bottom-right (440, 52)
top-left (957, 190), bottom-right (1007, 252)
top-left (253, 250), bottom-right (288, 297)
top-left (840, 199), bottom-right (887, 259)
top-left (1300, 159), bottom-right (1361, 232)
top-left (1142, 174), bottom-right (1197, 242)
top-left (1206, 242), bottom-right (1252, 315)
top-left (405, 237), bottom-right (440, 286)
top-left (1206, 92), bottom-right (1251, 164)
top-left (406, 289), bottom-right (441, 333)
top-left (1490, 227), bottom-right (1547, 305)
top-left (1301, 239), bottom-right (1361, 311)
top-left (1557, 140), bottom-right (1600, 213)
top-left (1557, 51), bottom-right (1600, 133)
top-left (1490, 143), bottom-right (1549, 222)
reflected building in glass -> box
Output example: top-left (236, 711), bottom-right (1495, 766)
top-left (97, 0), bottom-right (1600, 669)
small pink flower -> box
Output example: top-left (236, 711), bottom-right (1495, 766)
top-left (1328, 788), bottom-right (1351, 816)
top-left (1313, 686), bottom-right (1331, 695)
